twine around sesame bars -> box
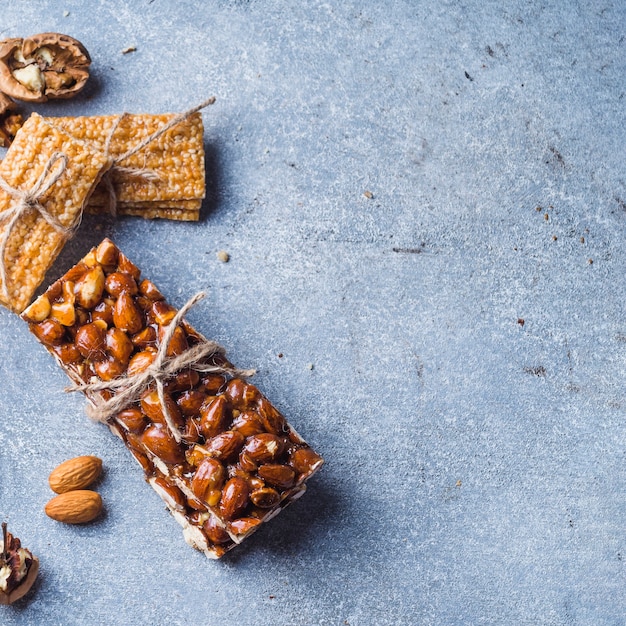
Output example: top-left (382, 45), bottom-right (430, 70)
top-left (48, 97), bottom-right (212, 221)
top-left (22, 239), bottom-right (323, 559)
top-left (0, 98), bottom-right (213, 314)
top-left (0, 113), bottom-right (111, 313)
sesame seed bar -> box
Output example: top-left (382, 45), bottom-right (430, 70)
top-left (22, 239), bottom-right (323, 559)
top-left (0, 113), bottom-right (110, 313)
top-left (49, 113), bottom-right (205, 215)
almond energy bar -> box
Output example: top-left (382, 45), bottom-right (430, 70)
top-left (22, 238), bottom-right (323, 558)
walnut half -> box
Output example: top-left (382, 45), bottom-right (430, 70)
top-left (0, 33), bottom-right (91, 102)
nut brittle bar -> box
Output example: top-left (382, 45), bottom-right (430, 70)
top-left (0, 113), bottom-right (110, 313)
top-left (49, 113), bottom-right (205, 219)
top-left (22, 239), bottom-right (323, 558)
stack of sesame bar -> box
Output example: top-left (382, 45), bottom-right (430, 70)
top-left (0, 107), bottom-right (206, 313)
top-left (52, 112), bottom-right (205, 221)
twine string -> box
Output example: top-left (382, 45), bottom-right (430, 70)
top-left (102, 96), bottom-right (216, 215)
top-left (66, 291), bottom-right (254, 442)
top-left (0, 152), bottom-right (70, 301)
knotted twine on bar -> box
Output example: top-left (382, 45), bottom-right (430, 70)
top-left (101, 96), bottom-right (216, 216)
top-left (66, 291), bottom-right (254, 442)
top-left (0, 152), bottom-right (71, 302)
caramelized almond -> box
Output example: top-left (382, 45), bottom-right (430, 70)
top-left (258, 397), bottom-right (287, 434)
top-left (199, 396), bottom-right (227, 439)
top-left (91, 300), bottom-right (114, 325)
top-left (31, 318), bottom-right (65, 346)
top-left (22, 294), bottom-right (51, 322)
top-left (231, 410), bottom-right (265, 437)
top-left (138, 278), bottom-right (164, 301)
top-left (52, 343), bottom-right (82, 364)
top-left (191, 458), bottom-right (226, 503)
top-left (243, 433), bottom-right (284, 464)
top-left (219, 477), bottom-right (249, 521)
top-left (151, 300), bottom-right (176, 325)
top-left (158, 324), bottom-right (188, 356)
top-left (75, 322), bottom-right (106, 360)
top-left (95, 239), bottom-right (118, 266)
top-left (177, 389), bottom-right (207, 416)
top-left (105, 327), bottom-right (133, 364)
top-left (113, 293), bottom-right (143, 334)
top-left (115, 408), bottom-right (147, 434)
top-left (105, 272), bottom-right (138, 297)
top-left (250, 487), bottom-right (280, 508)
top-left (127, 348), bottom-right (157, 376)
top-left (94, 357), bottom-right (127, 381)
top-left (203, 516), bottom-right (230, 544)
top-left (74, 266), bottom-right (105, 309)
top-left (131, 326), bottom-right (157, 349)
top-left (116, 251), bottom-right (141, 280)
top-left (200, 373), bottom-right (227, 394)
top-left (140, 389), bottom-right (184, 428)
top-left (257, 464), bottom-right (295, 489)
top-left (289, 448), bottom-right (324, 475)
top-left (150, 476), bottom-right (185, 512)
top-left (140, 424), bottom-right (184, 464)
top-left (204, 431), bottom-right (244, 461)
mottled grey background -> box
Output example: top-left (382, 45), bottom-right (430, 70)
top-left (0, 1), bottom-right (625, 624)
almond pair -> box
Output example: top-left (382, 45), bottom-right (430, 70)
top-left (44, 456), bottom-right (103, 524)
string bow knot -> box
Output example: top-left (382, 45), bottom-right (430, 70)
top-left (0, 152), bottom-right (71, 301)
top-left (66, 291), bottom-right (254, 442)
top-left (102, 96), bottom-right (216, 215)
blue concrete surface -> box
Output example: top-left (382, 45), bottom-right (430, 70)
top-left (0, 1), bottom-right (624, 624)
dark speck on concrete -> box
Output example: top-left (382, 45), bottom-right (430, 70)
top-left (524, 366), bottom-right (547, 377)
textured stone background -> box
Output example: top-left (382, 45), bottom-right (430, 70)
top-left (0, 1), bottom-right (625, 624)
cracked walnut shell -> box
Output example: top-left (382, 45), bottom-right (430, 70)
top-left (0, 523), bottom-right (39, 605)
top-left (0, 91), bottom-right (22, 147)
top-left (0, 33), bottom-right (90, 102)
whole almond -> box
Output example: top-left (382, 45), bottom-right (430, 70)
top-left (95, 239), bottom-right (119, 266)
top-left (199, 396), bottom-right (227, 439)
top-left (113, 293), bottom-right (144, 334)
top-left (231, 410), bottom-right (265, 438)
top-left (74, 266), bottom-right (105, 309)
top-left (191, 458), bottom-right (225, 503)
top-left (203, 516), bottom-right (230, 544)
top-left (49, 455), bottom-right (103, 494)
top-left (104, 271), bottom-right (138, 297)
top-left (257, 464), bottom-right (296, 489)
top-left (243, 433), bottom-right (284, 464)
top-left (289, 448), bottom-right (324, 475)
top-left (257, 397), bottom-right (287, 434)
top-left (44, 490), bottom-right (103, 524)
top-left (141, 424), bottom-right (185, 464)
top-left (204, 430), bottom-right (245, 461)
top-left (219, 477), bottom-right (250, 520)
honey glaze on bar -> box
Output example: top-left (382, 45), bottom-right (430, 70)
top-left (22, 238), bottom-right (323, 558)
